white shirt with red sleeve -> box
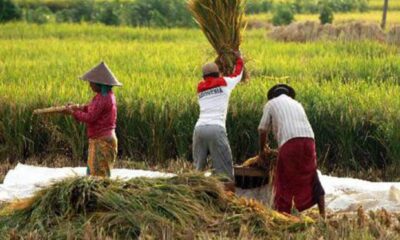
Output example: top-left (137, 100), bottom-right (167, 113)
top-left (258, 95), bottom-right (314, 147)
top-left (195, 58), bottom-right (244, 129)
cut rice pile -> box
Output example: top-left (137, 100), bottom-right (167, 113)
top-left (268, 21), bottom-right (391, 43)
top-left (0, 174), bottom-right (313, 239)
top-left (387, 26), bottom-right (400, 46)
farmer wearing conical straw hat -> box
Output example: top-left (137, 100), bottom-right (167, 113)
top-left (193, 51), bottom-right (244, 185)
top-left (258, 84), bottom-right (326, 217)
top-left (64, 62), bottom-right (122, 177)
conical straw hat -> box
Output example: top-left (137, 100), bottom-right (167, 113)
top-left (80, 62), bottom-right (122, 86)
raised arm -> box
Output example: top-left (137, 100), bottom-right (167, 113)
top-left (227, 57), bottom-right (244, 78)
top-left (223, 51), bottom-right (244, 87)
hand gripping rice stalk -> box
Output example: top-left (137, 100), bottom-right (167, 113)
top-left (188, 0), bottom-right (247, 79)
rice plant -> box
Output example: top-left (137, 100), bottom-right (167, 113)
top-left (0, 23), bottom-right (400, 179)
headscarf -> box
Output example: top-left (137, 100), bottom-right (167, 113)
top-left (96, 83), bottom-right (113, 96)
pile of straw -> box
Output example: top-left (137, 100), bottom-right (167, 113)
top-left (188, 0), bottom-right (247, 77)
top-left (247, 19), bottom-right (273, 30)
top-left (387, 26), bottom-right (400, 46)
top-left (0, 174), bottom-right (313, 239)
top-left (269, 21), bottom-right (386, 43)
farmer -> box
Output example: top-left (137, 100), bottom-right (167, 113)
top-left (193, 51), bottom-right (244, 183)
top-left (258, 84), bottom-right (326, 217)
top-left (64, 62), bottom-right (122, 178)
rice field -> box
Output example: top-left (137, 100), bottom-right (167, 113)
top-left (368, 0), bottom-right (400, 10)
top-left (0, 22), bottom-right (400, 179)
top-left (277, 0), bottom-right (400, 11)
top-left (248, 10), bottom-right (400, 27)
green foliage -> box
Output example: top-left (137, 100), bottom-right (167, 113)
top-left (319, 3), bottom-right (334, 24)
top-left (326, 0), bottom-right (369, 12)
top-left (95, 2), bottom-right (119, 26)
top-left (0, 24), bottom-right (400, 177)
top-left (15, 0), bottom-right (195, 27)
top-left (122, 0), bottom-right (194, 27)
top-left (246, 0), bottom-right (273, 14)
top-left (290, 0), bottom-right (370, 13)
top-left (24, 6), bottom-right (52, 24)
top-left (369, 0), bottom-right (400, 11)
top-left (272, 3), bottom-right (294, 26)
top-left (0, 0), bottom-right (21, 22)
top-left (54, 9), bottom-right (70, 23)
top-left (11, 0), bottom-right (375, 28)
top-left (293, 0), bottom-right (319, 13)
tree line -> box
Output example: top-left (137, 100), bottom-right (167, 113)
top-left (1, 0), bottom-right (372, 27)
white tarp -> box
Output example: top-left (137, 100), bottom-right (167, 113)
top-left (0, 163), bottom-right (175, 202)
top-left (1, 164), bottom-right (400, 212)
top-left (235, 171), bottom-right (400, 212)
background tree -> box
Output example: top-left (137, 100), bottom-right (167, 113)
top-left (381, 0), bottom-right (389, 29)
top-left (319, 3), bottom-right (334, 25)
top-left (0, 0), bottom-right (22, 22)
top-left (272, 3), bottom-right (294, 26)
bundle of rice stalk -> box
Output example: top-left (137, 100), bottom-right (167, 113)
top-left (387, 26), bottom-right (400, 46)
top-left (0, 174), bottom-right (315, 239)
top-left (188, 0), bottom-right (247, 79)
top-left (33, 104), bottom-right (83, 115)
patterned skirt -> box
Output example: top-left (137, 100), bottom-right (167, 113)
top-left (87, 135), bottom-right (118, 177)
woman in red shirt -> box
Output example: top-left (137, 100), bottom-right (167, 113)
top-left (65, 62), bottom-right (122, 177)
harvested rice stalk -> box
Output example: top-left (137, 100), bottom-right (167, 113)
top-left (237, 145), bottom-right (277, 198)
top-left (0, 174), bottom-right (316, 239)
top-left (241, 145), bottom-right (278, 170)
top-left (33, 104), bottom-right (85, 115)
top-left (188, 0), bottom-right (247, 79)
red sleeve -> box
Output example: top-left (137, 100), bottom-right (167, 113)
top-left (73, 96), bottom-right (104, 124)
top-left (227, 57), bottom-right (244, 77)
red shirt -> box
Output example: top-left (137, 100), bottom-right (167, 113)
top-left (73, 92), bottom-right (117, 139)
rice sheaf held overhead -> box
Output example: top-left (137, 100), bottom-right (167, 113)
top-left (188, 0), bottom-right (247, 79)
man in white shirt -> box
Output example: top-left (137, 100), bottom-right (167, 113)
top-left (258, 84), bottom-right (325, 217)
top-left (193, 52), bottom-right (244, 181)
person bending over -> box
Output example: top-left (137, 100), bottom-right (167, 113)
top-left (258, 84), bottom-right (325, 217)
